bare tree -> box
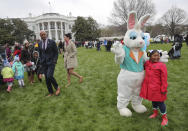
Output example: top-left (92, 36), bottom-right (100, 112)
top-left (146, 24), bottom-right (167, 37)
top-left (109, 0), bottom-right (155, 25)
top-left (100, 24), bottom-right (126, 37)
top-left (161, 7), bottom-right (187, 37)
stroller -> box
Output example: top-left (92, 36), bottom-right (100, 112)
top-left (168, 34), bottom-right (183, 59)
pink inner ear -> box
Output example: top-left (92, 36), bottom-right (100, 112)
top-left (128, 14), bottom-right (135, 29)
top-left (141, 17), bottom-right (149, 27)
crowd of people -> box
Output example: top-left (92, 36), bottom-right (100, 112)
top-left (73, 39), bottom-right (114, 52)
top-left (0, 35), bottom-right (119, 95)
top-left (0, 31), bottom-right (83, 96)
top-left (1, 40), bottom-right (42, 92)
top-left (1, 32), bottom-right (187, 94)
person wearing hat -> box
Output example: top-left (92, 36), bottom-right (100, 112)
top-left (1, 60), bottom-right (14, 92)
top-left (12, 55), bottom-right (25, 87)
top-left (13, 42), bottom-right (21, 59)
top-left (38, 31), bottom-right (60, 96)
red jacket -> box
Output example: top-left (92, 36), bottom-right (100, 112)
top-left (140, 60), bottom-right (168, 102)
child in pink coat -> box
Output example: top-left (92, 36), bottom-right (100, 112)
top-left (140, 50), bottom-right (168, 126)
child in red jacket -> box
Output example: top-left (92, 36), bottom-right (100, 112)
top-left (140, 50), bottom-right (168, 126)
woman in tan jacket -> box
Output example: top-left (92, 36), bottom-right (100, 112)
top-left (64, 33), bottom-right (83, 87)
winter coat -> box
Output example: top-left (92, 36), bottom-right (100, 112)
top-left (140, 60), bottom-right (168, 102)
top-left (64, 40), bottom-right (78, 69)
top-left (12, 61), bottom-right (24, 80)
top-left (31, 56), bottom-right (43, 74)
top-left (185, 35), bottom-right (188, 43)
top-left (6, 47), bottom-right (11, 58)
top-left (1, 67), bottom-right (14, 79)
top-left (20, 48), bottom-right (31, 64)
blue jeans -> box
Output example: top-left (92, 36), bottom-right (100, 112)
top-left (152, 101), bottom-right (166, 114)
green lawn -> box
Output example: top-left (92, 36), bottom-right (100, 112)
top-left (0, 43), bottom-right (188, 131)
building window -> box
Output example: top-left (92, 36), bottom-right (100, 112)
top-left (62, 22), bottom-right (65, 30)
top-left (32, 26), bottom-right (35, 31)
top-left (39, 23), bottom-right (42, 30)
top-left (50, 22), bottom-right (55, 29)
top-left (57, 22), bottom-right (61, 29)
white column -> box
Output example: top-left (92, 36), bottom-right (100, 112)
top-left (42, 22), bottom-right (44, 30)
top-left (63, 22), bottom-right (66, 33)
top-left (38, 24), bottom-right (40, 39)
top-left (38, 23), bottom-right (40, 31)
top-left (55, 22), bottom-right (58, 41)
top-left (61, 22), bottom-right (64, 41)
top-left (65, 23), bottom-right (67, 34)
top-left (48, 22), bottom-right (52, 39)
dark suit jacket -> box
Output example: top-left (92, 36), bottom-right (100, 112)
top-left (38, 39), bottom-right (58, 65)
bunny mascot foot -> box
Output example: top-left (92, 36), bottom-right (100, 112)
top-left (119, 108), bottom-right (132, 117)
top-left (132, 104), bottom-right (147, 113)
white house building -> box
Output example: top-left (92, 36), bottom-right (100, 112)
top-left (22, 13), bottom-right (76, 41)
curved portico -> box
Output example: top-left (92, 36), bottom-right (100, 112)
top-left (22, 13), bottom-right (76, 42)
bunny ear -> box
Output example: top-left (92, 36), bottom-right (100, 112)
top-left (127, 11), bottom-right (138, 30)
top-left (138, 14), bottom-right (150, 29)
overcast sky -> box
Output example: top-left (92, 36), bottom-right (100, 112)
top-left (0, 0), bottom-right (187, 25)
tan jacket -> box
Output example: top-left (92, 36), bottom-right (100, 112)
top-left (64, 40), bottom-right (78, 69)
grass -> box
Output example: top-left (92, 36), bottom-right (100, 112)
top-left (0, 43), bottom-right (188, 131)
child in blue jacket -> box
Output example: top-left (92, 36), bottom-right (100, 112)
top-left (12, 55), bottom-right (25, 87)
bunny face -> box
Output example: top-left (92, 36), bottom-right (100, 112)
top-left (124, 29), bottom-right (145, 48)
top-left (124, 11), bottom-right (150, 49)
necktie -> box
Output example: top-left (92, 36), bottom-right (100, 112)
top-left (43, 40), bottom-right (45, 50)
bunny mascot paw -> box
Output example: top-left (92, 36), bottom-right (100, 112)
top-left (132, 104), bottom-right (147, 113)
top-left (113, 11), bottom-right (150, 117)
top-left (111, 41), bottom-right (125, 64)
top-left (160, 51), bottom-right (169, 63)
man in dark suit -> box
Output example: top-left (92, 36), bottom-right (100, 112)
top-left (39, 31), bottom-right (60, 96)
